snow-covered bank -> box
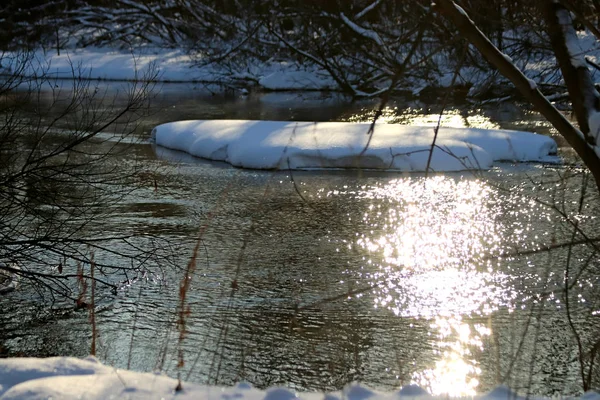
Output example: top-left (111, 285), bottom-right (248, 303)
top-left (4, 48), bottom-right (202, 82)
top-left (2, 48), bottom-right (337, 90)
top-left (3, 39), bottom-right (599, 96)
top-left (151, 120), bottom-right (558, 172)
top-left (3, 356), bottom-right (597, 400)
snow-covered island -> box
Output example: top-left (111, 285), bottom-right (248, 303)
top-left (151, 120), bottom-right (558, 171)
top-left (3, 356), bottom-right (599, 400)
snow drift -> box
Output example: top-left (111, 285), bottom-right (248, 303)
top-left (3, 356), bottom-right (597, 400)
top-left (151, 120), bottom-right (558, 171)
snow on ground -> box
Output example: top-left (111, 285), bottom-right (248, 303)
top-left (4, 48), bottom-right (197, 82)
top-left (3, 356), bottom-right (598, 400)
top-left (5, 37), bottom-right (599, 93)
top-left (1, 48), bottom-right (336, 90)
top-left (151, 120), bottom-right (558, 172)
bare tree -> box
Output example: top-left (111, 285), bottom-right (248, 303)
top-left (0, 51), bottom-right (174, 303)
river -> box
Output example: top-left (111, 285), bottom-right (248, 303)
top-left (0, 85), bottom-right (598, 397)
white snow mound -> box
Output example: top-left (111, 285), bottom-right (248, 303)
top-left (151, 120), bottom-right (558, 172)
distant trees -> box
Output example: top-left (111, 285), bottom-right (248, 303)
top-left (25, 0), bottom-right (576, 101)
top-left (0, 0), bottom-right (78, 50)
top-left (4, 1), bottom-right (582, 99)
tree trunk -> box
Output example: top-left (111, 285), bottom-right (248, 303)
top-left (434, 0), bottom-right (600, 190)
top-left (542, 1), bottom-right (600, 143)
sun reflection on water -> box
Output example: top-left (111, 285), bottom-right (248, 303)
top-left (357, 176), bottom-right (512, 396)
top-left (412, 317), bottom-right (491, 397)
top-left (344, 106), bottom-right (500, 129)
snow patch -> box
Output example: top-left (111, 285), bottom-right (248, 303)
top-left (557, 9), bottom-right (588, 69)
top-left (502, 53), bottom-right (513, 64)
top-left (0, 357), bottom-right (106, 397)
top-left (2, 48), bottom-right (340, 91)
top-left (16, 48), bottom-right (196, 81)
top-left (397, 385), bottom-right (429, 397)
top-left (339, 13), bottom-right (385, 47)
top-left (6, 33), bottom-right (600, 95)
top-left (152, 120), bottom-right (558, 172)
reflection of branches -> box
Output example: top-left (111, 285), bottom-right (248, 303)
top-left (176, 174), bottom-right (237, 390)
top-left (182, 123), bottom-right (305, 387)
top-left (297, 282), bottom-right (381, 312)
top-left (489, 181), bottom-right (600, 255)
top-left (483, 237), bottom-right (600, 261)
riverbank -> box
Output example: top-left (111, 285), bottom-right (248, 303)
top-left (2, 47), bottom-right (336, 91)
top-left (4, 38), bottom-right (599, 100)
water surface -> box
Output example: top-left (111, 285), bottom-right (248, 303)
top-left (1, 86), bottom-right (598, 397)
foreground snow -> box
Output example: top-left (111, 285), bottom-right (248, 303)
top-left (1, 356), bottom-right (596, 400)
top-left (151, 120), bottom-right (558, 171)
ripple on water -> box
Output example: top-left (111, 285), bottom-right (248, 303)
top-left (344, 174), bottom-right (597, 396)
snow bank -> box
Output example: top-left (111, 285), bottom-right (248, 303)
top-left (5, 39), bottom-right (600, 94)
top-left (1, 357), bottom-right (598, 400)
top-left (3, 48), bottom-right (340, 90)
top-left (4, 48), bottom-right (198, 82)
top-left (151, 120), bottom-right (558, 172)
